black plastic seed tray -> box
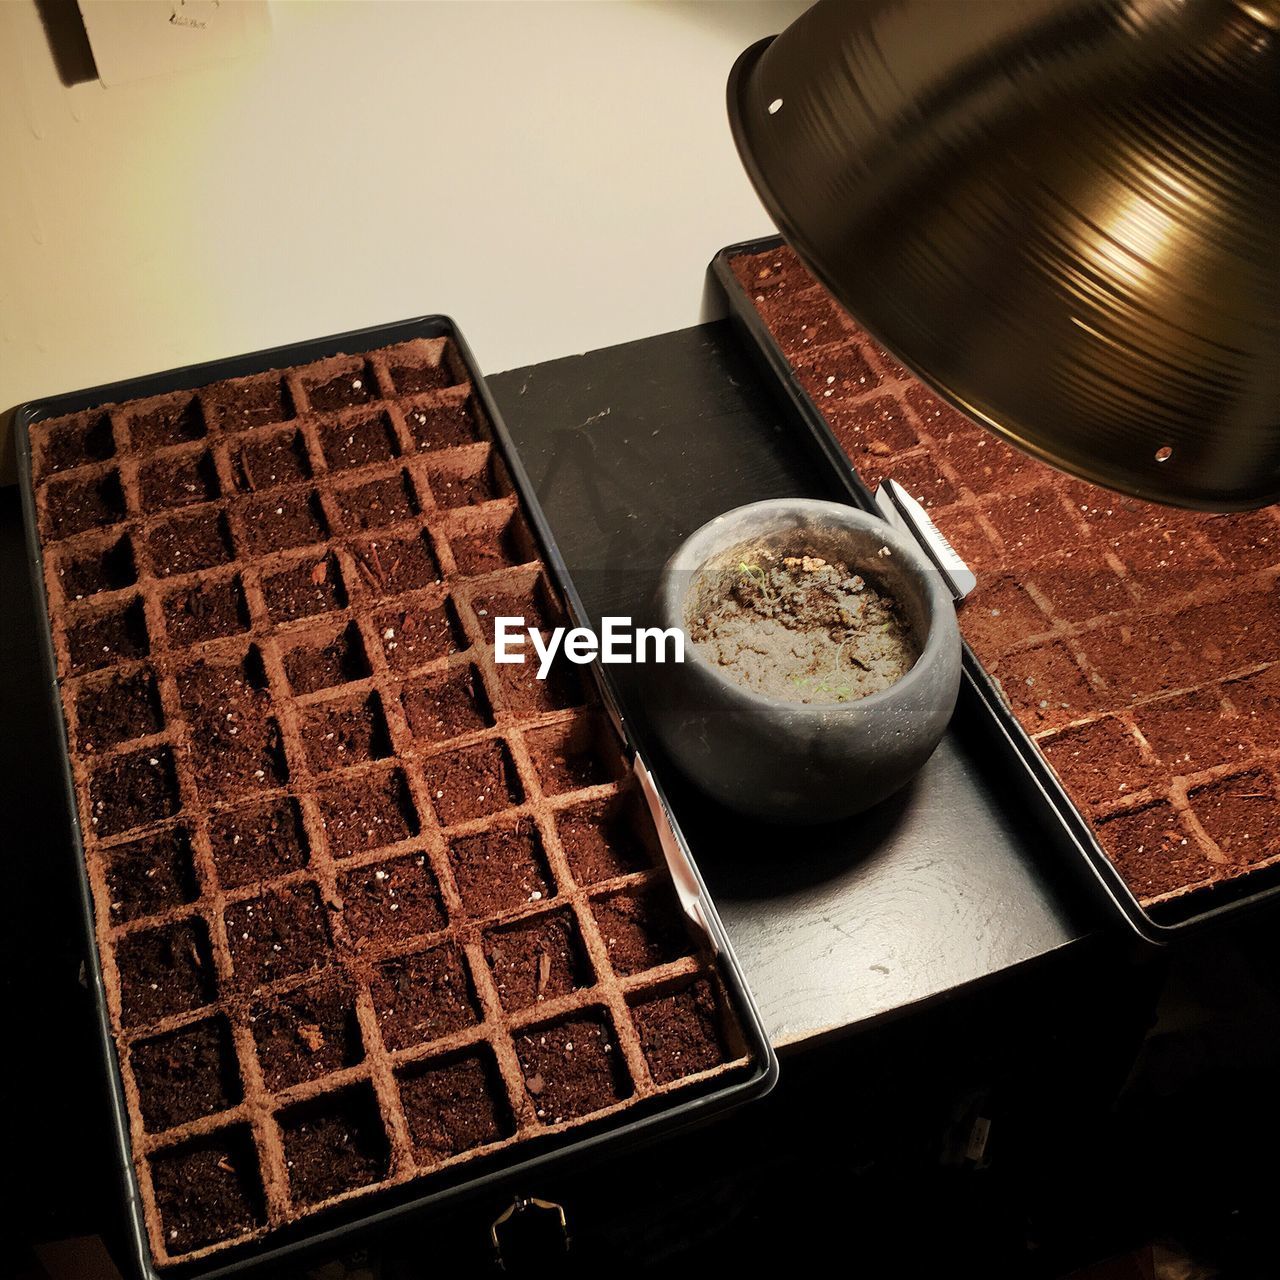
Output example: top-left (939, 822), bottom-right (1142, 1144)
top-left (712, 234), bottom-right (1280, 944)
top-left (15, 314), bottom-right (777, 1279)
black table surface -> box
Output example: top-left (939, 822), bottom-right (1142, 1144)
top-left (487, 320), bottom-right (1097, 1049)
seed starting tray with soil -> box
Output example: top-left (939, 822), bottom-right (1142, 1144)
top-left (16, 317), bottom-right (773, 1278)
top-left (715, 236), bottom-right (1280, 940)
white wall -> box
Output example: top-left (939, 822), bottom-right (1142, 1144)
top-left (0, 0), bottom-right (806, 477)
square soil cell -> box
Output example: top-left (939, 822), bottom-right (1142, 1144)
top-left (515, 1013), bottom-right (630, 1126)
top-left (236, 490), bottom-right (329, 556)
top-left (74, 666), bottom-right (163, 753)
top-left (232, 427), bottom-right (311, 492)
top-left (1189, 771), bottom-right (1280, 866)
top-left (986, 642), bottom-right (1098, 730)
top-left (556, 795), bottom-right (653, 886)
top-left (176, 646), bottom-right (272, 719)
top-left (957, 574), bottom-right (1051, 660)
top-left (794, 343), bottom-right (882, 407)
top-left (350, 532), bottom-right (441, 597)
top-left (56, 533), bottom-right (137, 600)
top-left (1075, 620), bottom-right (1198, 706)
top-left (1093, 801), bottom-right (1220, 902)
top-left (401, 665), bottom-right (493, 745)
top-left (1038, 717), bottom-right (1156, 812)
top-left (1199, 509), bottom-right (1280, 572)
top-left (149, 1127), bottom-right (265, 1255)
top-left (590, 883), bottom-right (693, 977)
top-left (116, 916), bottom-right (217, 1027)
top-left (1025, 558), bottom-right (1136, 626)
top-left (376, 598), bottom-right (467, 673)
top-left (207, 797), bottom-right (310, 889)
top-left (67, 596), bottom-right (149, 674)
top-left (470, 577), bottom-right (561, 646)
top-left (42, 469), bottom-right (126, 541)
top-left (302, 361), bottom-right (378, 412)
top-left (979, 488), bottom-right (1087, 562)
top-left (130, 1015), bottom-right (242, 1132)
top-left (904, 385), bottom-right (980, 441)
top-left (299, 693), bottom-right (393, 773)
top-left (370, 943), bottom-right (478, 1051)
top-left (825, 394), bottom-right (918, 458)
top-left (1227, 665), bottom-right (1280, 749)
top-left (333, 470), bottom-right (419, 532)
top-left (387, 346), bottom-right (458, 395)
top-left (203, 374), bottom-right (293, 434)
top-left (447, 511), bottom-right (532, 578)
top-left (933, 425), bottom-right (1042, 495)
top-left (496, 654), bottom-right (585, 717)
top-left (402, 396), bottom-right (484, 452)
top-left (524, 718), bottom-right (620, 796)
top-left (37, 410), bottom-right (115, 476)
top-left (754, 282), bottom-right (847, 353)
top-left (339, 852), bottom-right (446, 947)
top-left (261, 554), bottom-right (347, 623)
top-left (423, 739), bottom-right (523, 827)
top-left (448, 821), bottom-right (552, 917)
top-left (224, 882), bottom-right (333, 988)
top-left (631, 979), bottom-right (728, 1086)
top-left (104, 825), bottom-right (200, 924)
top-left (139, 449), bottom-right (220, 514)
top-left (319, 410), bottom-right (400, 472)
top-left (397, 1049), bottom-right (512, 1162)
top-left (425, 448), bottom-right (502, 510)
top-left (1135, 689), bottom-right (1252, 775)
top-left (89, 746), bottom-right (180, 838)
top-left (1165, 592), bottom-right (1278, 675)
top-left (882, 450), bottom-right (959, 511)
top-left (249, 975), bottom-right (364, 1092)
top-left (162, 576), bottom-right (250, 649)
top-left (317, 767), bottom-right (419, 858)
top-left (282, 622), bottom-right (371, 695)
top-left (279, 1084), bottom-right (390, 1207)
top-left (483, 907), bottom-right (591, 1011)
top-left (125, 395), bottom-right (205, 450)
top-left (930, 511), bottom-right (1000, 576)
top-left (146, 509), bottom-right (234, 577)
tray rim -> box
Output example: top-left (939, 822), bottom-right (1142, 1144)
top-left (14, 313), bottom-right (778, 1280)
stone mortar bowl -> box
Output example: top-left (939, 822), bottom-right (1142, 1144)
top-left (647, 498), bottom-right (961, 823)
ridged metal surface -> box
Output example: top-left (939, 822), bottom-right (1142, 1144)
top-left (729, 0), bottom-right (1279, 510)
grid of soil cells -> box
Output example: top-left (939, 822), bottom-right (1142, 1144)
top-left (731, 246), bottom-right (1280, 911)
top-left (28, 338), bottom-right (748, 1266)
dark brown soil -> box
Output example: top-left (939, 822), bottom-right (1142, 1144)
top-left (224, 882), bottom-right (333, 987)
top-left (689, 548), bottom-right (917, 703)
top-left (203, 375), bottom-right (292, 433)
top-left (334, 472), bottom-right (419, 531)
top-left (1135, 689), bottom-right (1251, 774)
top-left (40, 411), bottom-right (115, 474)
top-left (471, 581), bottom-right (558, 644)
top-left (305, 365), bottom-right (377, 412)
top-left (105, 827), bottom-right (199, 924)
top-left (319, 412), bottom-right (399, 472)
top-left (207, 798), bottom-right (310, 888)
top-left (426, 452), bottom-right (498, 508)
top-left (988, 642), bottom-right (1097, 728)
top-left (261, 555), bottom-right (346, 623)
top-left (448, 823), bottom-right (551, 917)
top-left (884, 450), bottom-right (959, 510)
top-left (1228, 666), bottom-right (1280, 748)
top-left (89, 747), bottom-right (180, 837)
top-left (793, 344), bottom-right (881, 405)
top-left (317, 768), bottom-right (419, 858)
top-left (162, 576), bottom-right (250, 649)
top-left (130, 1017), bottom-right (242, 1131)
top-left (59, 534), bottom-right (137, 599)
top-left (147, 510), bottom-right (234, 577)
top-left (1189, 771), bottom-right (1280, 865)
top-left (67, 597), bottom-right (150, 673)
top-left (376, 599), bottom-right (466, 672)
top-left (958, 574), bottom-right (1050, 658)
top-left (249, 976), bottom-right (363, 1091)
top-left (127, 396), bottom-right (205, 450)
top-left (496, 656), bottom-right (584, 716)
top-left (449, 517), bottom-right (526, 577)
top-left (827, 394), bottom-right (918, 458)
top-left (140, 450), bottom-right (220, 513)
top-left (150, 1129), bottom-right (264, 1252)
top-left (403, 399), bottom-right (482, 452)
top-left (423, 740), bottom-right (521, 826)
top-left (338, 853), bottom-right (445, 946)
top-left (43, 470), bottom-right (126, 540)
top-left (632, 980), bottom-right (726, 1084)
top-left (299, 694), bottom-right (392, 772)
top-left (75, 667), bottom-right (163, 752)
top-left (1025, 560), bottom-right (1135, 624)
top-left (350, 533), bottom-right (441, 597)
top-left (1092, 802), bottom-right (1218, 899)
top-left (555, 797), bottom-right (651, 885)
top-left (515, 1014), bottom-right (629, 1124)
top-left (526, 721), bottom-right (614, 795)
top-left (1040, 717), bottom-right (1156, 811)
top-left (1200, 509), bottom-right (1280, 571)
top-left (283, 624), bottom-right (370, 694)
top-left (935, 427), bottom-right (1037, 494)
top-left (483, 908), bottom-right (589, 1011)
top-left (981, 488), bottom-right (1087, 562)
top-left (237, 492), bottom-right (328, 555)
top-left (369, 944), bottom-right (477, 1051)
top-left (591, 884), bottom-right (691, 976)
top-left (401, 666), bottom-right (492, 744)
top-left (398, 1051), bottom-right (510, 1160)
top-left (389, 360), bottom-right (454, 395)
top-left (233, 428), bottom-right (311, 491)
top-left (116, 917), bottom-right (217, 1026)
top-left (1075, 621), bottom-right (1199, 706)
top-left (279, 1085), bottom-right (390, 1206)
